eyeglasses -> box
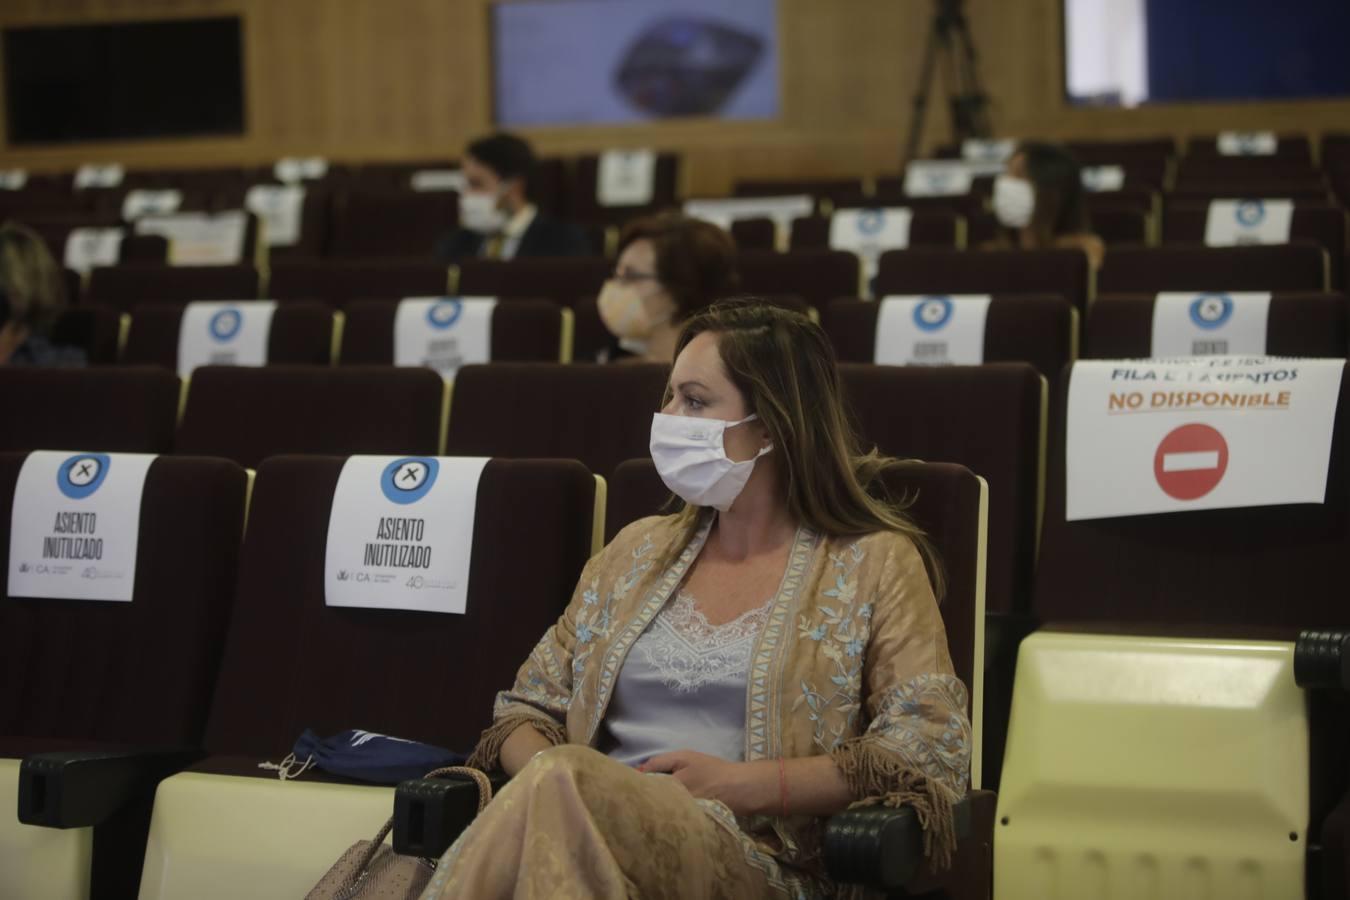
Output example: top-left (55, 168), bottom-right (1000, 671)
top-left (611, 269), bottom-right (659, 285)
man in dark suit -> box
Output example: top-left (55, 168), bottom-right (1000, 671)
top-left (434, 133), bottom-right (592, 262)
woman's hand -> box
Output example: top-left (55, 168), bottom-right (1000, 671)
top-left (639, 750), bottom-right (775, 817)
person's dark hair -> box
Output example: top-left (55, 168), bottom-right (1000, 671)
top-left (1019, 141), bottom-right (1091, 244)
top-left (466, 133), bottom-right (536, 183)
top-left (0, 221), bottom-right (67, 335)
top-left (617, 213), bottom-right (738, 322)
top-left (665, 298), bottom-right (944, 598)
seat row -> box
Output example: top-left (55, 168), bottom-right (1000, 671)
top-left (5, 356), bottom-right (1348, 896)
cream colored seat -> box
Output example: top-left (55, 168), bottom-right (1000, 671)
top-left (995, 632), bottom-right (1307, 900)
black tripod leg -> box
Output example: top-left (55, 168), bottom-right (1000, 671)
top-left (904, 19), bottom-right (945, 165)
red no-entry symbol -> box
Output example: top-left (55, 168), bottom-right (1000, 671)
top-left (1154, 424), bottom-right (1229, 501)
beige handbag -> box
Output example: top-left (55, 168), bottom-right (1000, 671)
top-left (305, 766), bottom-right (492, 900)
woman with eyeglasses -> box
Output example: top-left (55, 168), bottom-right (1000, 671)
top-left (596, 212), bottom-right (738, 364)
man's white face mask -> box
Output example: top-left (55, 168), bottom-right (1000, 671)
top-left (459, 188), bottom-right (508, 234)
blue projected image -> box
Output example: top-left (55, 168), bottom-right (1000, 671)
top-left (492, 0), bottom-right (779, 126)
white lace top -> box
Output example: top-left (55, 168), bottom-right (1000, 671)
top-left (601, 589), bottom-right (771, 766)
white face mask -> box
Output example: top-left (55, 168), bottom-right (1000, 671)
top-left (993, 174), bottom-right (1036, 229)
top-left (649, 412), bottom-right (772, 512)
top-left (459, 190), bottom-right (507, 234)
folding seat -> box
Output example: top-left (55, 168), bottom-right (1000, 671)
top-left (1074, 158), bottom-right (1170, 191)
top-left (348, 160), bottom-right (459, 192)
top-left (446, 455), bottom-right (993, 899)
top-left (569, 294), bottom-right (811, 364)
top-left (788, 209), bottom-right (963, 251)
top-left (0, 367), bottom-right (179, 453)
top-left (734, 178), bottom-right (862, 210)
top-left (823, 295), bottom-right (1074, 386)
top-left (1168, 181), bottom-right (1332, 206)
top-left (175, 366), bottom-right (445, 469)
top-left (1063, 137), bottom-right (1176, 166)
top-left (736, 249), bottom-right (862, 311)
top-left (339, 298), bottom-right (566, 366)
top-left (568, 151), bottom-right (679, 225)
top-left (965, 209), bottom-right (1149, 247)
top-left (1098, 243), bottom-right (1329, 294)
top-left (1187, 133), bottom-right (1314, 163)
top-left (1084, 292), bottom-right (1348, 360)
top-left (86, 263), bottom-right (260, 313)
top-left (876, 247), bottom-right (1090, 312)
top-left (996, 359), bottom-right (1350, 899)
top-left (1162, 202), bottom-right (1346, 286)
top-left (123, 301), bottom-right (335, 371)
top-left (444, 363), bottom-right (668, 480)
top-left (219, 183), bottom-right (332, 259)
top-left (326, 190), bottom-right (458, 259)
top-left (267, 259), bottom-right (450, 306)
top-left (2, 453), bottom-right (248, 899)
top-left (869, 181), bottom-right (988, 221)
top-left (50, 305), bottom-right (124, 364)
top-left (684, 195), bottom-right (815, 251)
top-left (528, 156), bottom-right (571, 220)
top-left (454, 256), bottom-right (610, 307)
top-left (123, 454), bottom-right (598, 899)
top-left (729, 217), bottom-right (776, 251)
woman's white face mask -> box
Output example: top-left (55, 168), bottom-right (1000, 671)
top-left (649, 412), bottom-right (772, 512)
top-left (993, 174), bottom-right (1036, 229)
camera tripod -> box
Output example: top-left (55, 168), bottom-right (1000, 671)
top-left (903, 0), bottom-right (993, 164)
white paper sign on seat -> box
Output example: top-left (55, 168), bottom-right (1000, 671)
top-left (682, 196), bottom-right (814, 248)
top-left (1150, 292), bottom-right (1271, 358)
top-left (135, 211), bottom-right (248, 265)
top-left (246, 185), bottom-right (306, 247)
top-left (393, 297), bottom-right (497, 378)
top-left (410, 170), bottom-right (466, 192)
top-left (274, 157), bottom-right (329, 183)
top-left (1081, 166), bottom-right (1126, 192)
top-left (64, 227), bottom-right (124, 275)
top-left (1065, 357), bottom-right (1343, 521)
top-left (1217, 131), bottom-right (1278, 156)
top-left (122, 189), bottom-right (183, 221)
top-left (177, 301), bottom-right (278, 377)
top-left (1203, 199), bottom-right (1294, 246)
top-left (0, 169), bottom-right (28, 190)
top-left (8, 451), bottom-right (157, 602)
top-left (874, 295), bottom-right (991, 366)
top-left (74, 164), bottom-right (125, 190)
top-left (597, 149), bottom-right (657, 207)
top-left (324, 455), bottom-right (491, 614)
top-left (829, 208), bottom-right (913, 285)
top-left (961, 139), bottom-right (1016, 163)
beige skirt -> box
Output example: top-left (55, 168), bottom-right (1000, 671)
top-left (418, 744), bottom-right (825, 900)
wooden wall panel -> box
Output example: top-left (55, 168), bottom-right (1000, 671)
top-left (0, 0), bottom-right (1345, 195)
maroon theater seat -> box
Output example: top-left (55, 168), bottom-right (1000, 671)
top-left (123, 302), bottom-right (334, 370)
top-left (175, 366), bottom-right (443, 469)
top-left (0, 367), bottom-right (179, 453)
top-left (326, 190), bottom-right (459, 259)
top-left (876, 248), bottom-right (1090, 312)
top-left (444, 363), bottom-right (668, 480)
top-left (823, 295), bottom-right (1074, 386)
top-left (267, 259), bottom-right (449, 306)
top-left (87, 264), bottom-right (260, 313)
top-left (569, 153), bottom-right (680, 225)
top-left (455, 256), bottom-right (611, 307)
top-left (736, 250), bottom-right (861, 311)
top-left (788, 210), bottom-right (963, 251)
top-left (1083, 292), bottom-right (1349, 359)
top-left (1098, 243), bottom-right (1329, 294)
top-left (339, 299), bottom-right (563, 365)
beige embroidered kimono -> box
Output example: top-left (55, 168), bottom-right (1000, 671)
top-left (465, 512), bottom-right (971, 894)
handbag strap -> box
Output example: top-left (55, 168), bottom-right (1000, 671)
top-left (345, 766), bottom-right (494, 888)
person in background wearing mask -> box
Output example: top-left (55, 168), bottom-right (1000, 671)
top-left (987, 141), bottom-right (1105, 271)
top-left (421, 300), bottom-right (970, 900)
top-left (596, 212), bottom-right (737, 363)
top-left (0, 222), bottom-right (83, 366)
top-left (433, 132), bottom-right (590, 262)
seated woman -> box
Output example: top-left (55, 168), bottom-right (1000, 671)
top-left (423, 300), bottom-right (971, 899)
top-left (987, 141), bottom-right (1105, 270)
top-left (0, 222), bottom-right (83, 367)
top-left (596, 212), bottom-right (737, 364)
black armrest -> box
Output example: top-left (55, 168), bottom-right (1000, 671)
top-left (1295, 630), bottom-right (1350, 691)
top-left (824, 793), bottom-right (975, 889)
top-left (18, 748), bottom-right (202, 829)
top-left (392, 770), bottom-right (510, 858)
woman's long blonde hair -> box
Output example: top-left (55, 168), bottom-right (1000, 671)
top-left (666, 298), bottom-right (944, 598)
top-left (0, 221), bottom-right (68, 334)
